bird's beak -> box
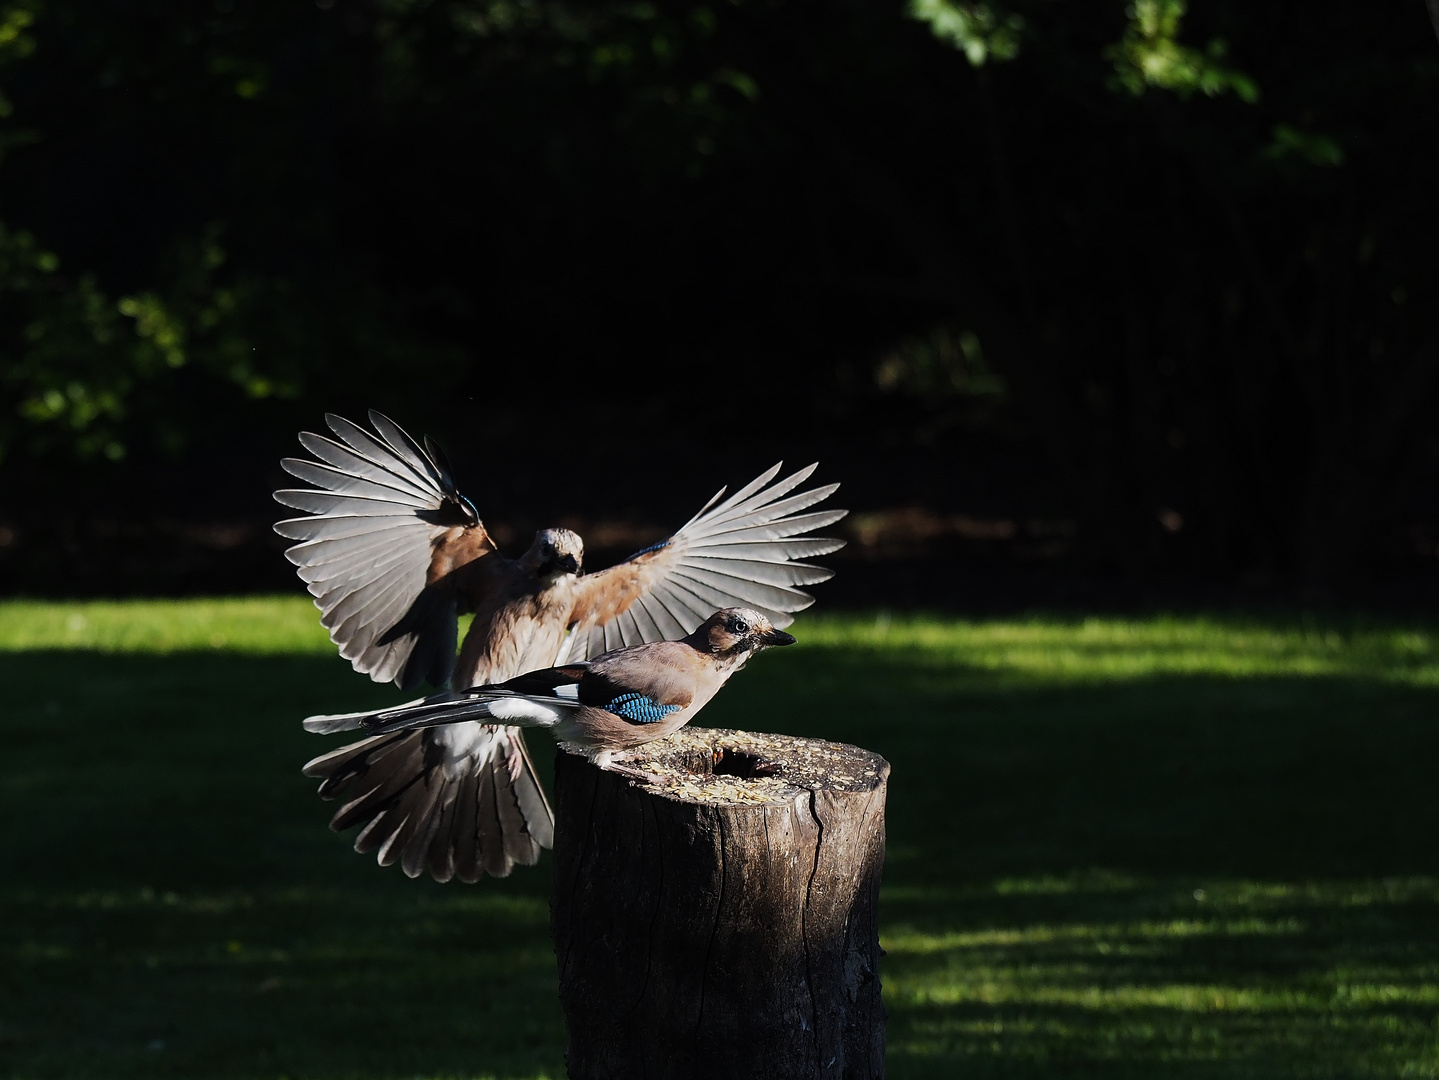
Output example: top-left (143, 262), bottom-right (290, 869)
top-left (760, 628), bottom-right (797, 647)
top-left (560, 554), bottom-right (581, 575)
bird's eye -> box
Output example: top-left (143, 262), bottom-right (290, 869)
top-left (725, 616), bottom-right (749, 635)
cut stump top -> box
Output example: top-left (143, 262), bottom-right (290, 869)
top-left (598, 726), bottom-right (890, 805)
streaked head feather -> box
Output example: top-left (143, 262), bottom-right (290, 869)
top-left (521, 527), bottom-right (584, 580)
top-left (689, 607), bottom-right (797, 657)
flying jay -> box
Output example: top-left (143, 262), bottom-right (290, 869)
top-left (306, 607), bottom-right (795, 787)
top-left (273, 411), bottom-right (846, 883)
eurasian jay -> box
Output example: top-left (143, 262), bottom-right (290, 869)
top-left (273, 411), bottom-right (845, 882)
top-left (305, 607), bottom-right (795, 787)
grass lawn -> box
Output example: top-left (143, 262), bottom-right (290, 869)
top-left (2, 598), bottom-right (1438, 1078)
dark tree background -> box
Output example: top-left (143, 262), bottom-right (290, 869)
top-left (0, 0), bottom-right (1436, 605)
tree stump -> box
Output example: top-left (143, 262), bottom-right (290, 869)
top-left (550, 727), bottom-right (889, 1080)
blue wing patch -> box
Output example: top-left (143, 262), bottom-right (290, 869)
top-left (605, 692), bottom-right (682, 725)
top-left (624, 538), bottom-right (672, 561)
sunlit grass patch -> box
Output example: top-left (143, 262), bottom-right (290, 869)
top-left (795, 611), bottom-right (1439, 686)
top-left (0, 596), bottom-right (333, 654)
top-left (5, 596), bottom-right (1436, 686)
top-left (884, 916), bottom-right (1309, 956)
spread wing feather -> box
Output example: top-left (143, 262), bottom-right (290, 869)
top-left (274, 410), bottom-right (491, 691)
top-left (602, 618), bottom-right (623, 655)
top-left (675, 465), bottom-right (781, 530)
top-left (369, 411), bottom-right (449, 489)
top-left (273, 490), bottom-right (429, 518)
top-left (325, 413), bottom-right (442, 491)
top-left (296, 431), bottom-right (440, 502)
top-left (280, 458), bottom-right (437, 507)
top-left (475, 767), bottom-right (508, 879)
top-left (701, 470), bottom-right (824, 528)
top-left (304, 726), bottom-right (551, 883)
top-left (512, 743), bottom-right (555, 849)
top-left (637, 590), bottom-right (687, 641)
top-left (419, 783), bottom-right (460, 883)
top-left (495, 770), bottom-right (534, 865)
top-left (450, 769), bottom-right (482, 884)
top-left (302, 534), bottom-right (417, 591)
top-left (563, 463), bottom-right (847, 661)
top-left (671, 564), bottom-right (815, 611)
top-left (326, 558), bottom-right (414, 634)
top-left (380, 787), bottom-right (440, 870)
top-left (654, 578), bottom-right (714, 623)
top-left (625, 596), bottom-right (661, 642)
top-left (685, 538), bottom-right (845, 562)
top-left (689, 556), bottom-right (834, 588)
top-left (703, 509), bottom-right (849, 544)
top-left (274, 513), bottom-right (413, 543)
top-left (286, 529), bottom-right (416, 573)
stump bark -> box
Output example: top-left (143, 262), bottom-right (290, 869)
top-left (550, 727), bottom-right (889, 1080)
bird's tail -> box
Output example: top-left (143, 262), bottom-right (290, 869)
top-left (302, 725), bottom-right (554, 883)
top-left (303, 688), bottom-right (572, 736)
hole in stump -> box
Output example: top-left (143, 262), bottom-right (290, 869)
top-left (712, 748), bottom-right (780, 779)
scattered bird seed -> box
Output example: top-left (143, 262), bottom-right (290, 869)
top-left (616, 727), bottom-right (888, 804)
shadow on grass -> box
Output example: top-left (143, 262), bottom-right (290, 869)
top-left (1, 650), bottom-right (562, 1080)
top-left (2, 644), bottom-right (1438, 1078)
top-left (730, 644), bottom-right (1439, 1079)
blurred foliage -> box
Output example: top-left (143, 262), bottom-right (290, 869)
top-left (0, 0), bottom-right (1434, 587)
top-left (1105, 0), bottom-right (1258, 102)
top-left (909, 0), bottom-right (1023, 67)
top-left (0, 221), bottom-right (274, 462)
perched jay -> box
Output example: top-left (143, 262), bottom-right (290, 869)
top-left (305, 607), bottom-right (795, 785)
top-left (273, 411), bottom-right (845, 883)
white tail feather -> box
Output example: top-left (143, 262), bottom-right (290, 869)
top-left (486, 697), bottom-right (566, 728)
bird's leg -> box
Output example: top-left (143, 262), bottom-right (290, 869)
top-left (502, 728), bottom-right (527, 782)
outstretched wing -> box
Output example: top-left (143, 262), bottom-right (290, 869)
top-left (558, 463), bottom-right (846, 663)
top-left (274, 410), bottom-right (495, 691)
